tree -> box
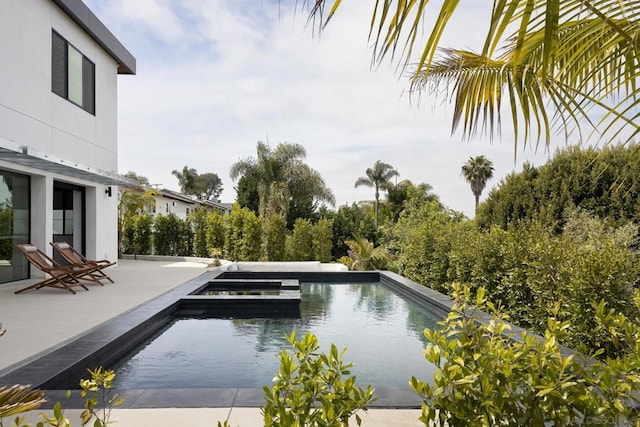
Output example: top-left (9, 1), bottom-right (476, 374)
top-left (461, 156), bottom-right (494, 213)
top-left (230, 141), bottom-right (335, 222)
top-left (117, 186), bottom-right (155, 258)
top-left (477, 143), bottom-right (640, 231)
top-left (309, 2), bottom-right (640, 148)
top-left (197, 172), bottom-right (223, 201)
top-left (172, 166), bottom-right (201, 196)
top-left (386, 180), bottom-right (440, 222)
top-left (344, 234), bottom-right (390, 271)
top-left (354, 161), bottom-right (399, 228)
top-left (123, 171), bottom-right (149, 186)
top-left (234, 173), bottom-right (259, 214)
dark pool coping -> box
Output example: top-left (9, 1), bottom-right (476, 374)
top-left (0, 269), bottom-right (572, 409)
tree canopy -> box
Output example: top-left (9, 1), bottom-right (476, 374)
top-left (355, 160), bottom-right (399, 228)
top-left (461, 156), bottom-right (494, 213)
top-left (172, 166), bottom-right (223, 200)
top-left (477, 143), bottom-right (640, 230)
top-left (230, 141), bottom-right (335, 223)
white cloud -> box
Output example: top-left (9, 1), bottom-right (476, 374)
top-left (87, 0), bottom-right (555, 217)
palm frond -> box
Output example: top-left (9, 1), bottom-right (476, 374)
top-left (0, 385), bottom-right (47, 418)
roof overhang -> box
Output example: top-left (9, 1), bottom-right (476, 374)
top-left (51, 0), bottom-right (136, 75)
top-left (0, 138), bottom-right (137, 186)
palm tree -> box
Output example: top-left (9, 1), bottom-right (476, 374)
top-left (307, 1), bottom-right (640, 148)
top-left (344, 234), bottom-right (390, 271)
top-left (461, 156), bottom-right (494, 213)
top-left (355, 161), bottom-right (399, 228)
top-left (230, 141), bottom-right (335, 220)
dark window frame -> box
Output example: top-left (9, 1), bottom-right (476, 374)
top-left (51, 30), bottom-right (96, 115)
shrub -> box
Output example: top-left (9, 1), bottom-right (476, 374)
top-left (411, 284), bottom-right (640, 426)
top-left (205, 211), bottom-right (226, 258)
top-left (262, 332), bottom-right (376, 427)
top-left (263, 214), bottom-right (286, 261)
top-left (313, 218), bottom-right (333, 263)
top-left (190, 207), bottom-right (208, 258)
top-left (132, 213), bottom-right (153, 256)
top-left (289, 218), bottom-right (314, 261)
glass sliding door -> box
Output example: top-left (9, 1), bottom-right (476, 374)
top-left (53, 182), bottom-right (84, 266)
top-left (0, 171), bottom-right (30, 283)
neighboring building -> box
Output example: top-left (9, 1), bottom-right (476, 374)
top-left (148, 189), bottom-right (231, 220)
top-left (0, 0), bottom-right (135, 284)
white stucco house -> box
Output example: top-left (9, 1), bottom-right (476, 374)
top-left (149, 189), bottom-right (231, 221)
top-left (0, 0), bottom-right (135, 284)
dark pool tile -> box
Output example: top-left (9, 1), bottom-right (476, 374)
top-left (234, 388), bottom-right (266, 407)
top-left (371, 388), bottom-right (422, 408)
top-left (130, 388), bottom-right (238, 408)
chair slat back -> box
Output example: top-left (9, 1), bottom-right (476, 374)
top-left (52, 242), bottom-right (86, 264)
top-left (16, 244), bottom-right (55, 272)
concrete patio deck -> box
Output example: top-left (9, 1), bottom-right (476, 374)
top-left (0, 259), bottom-right (423, 426)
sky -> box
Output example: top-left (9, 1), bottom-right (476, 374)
top-left (85, 0), bottom-right (558, 218)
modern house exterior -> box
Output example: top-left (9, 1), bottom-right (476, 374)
top-left (0, 0), bottom-right (135, 284)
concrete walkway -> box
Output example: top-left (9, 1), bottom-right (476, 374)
top-left (0, 259), bottom-right (424, 426)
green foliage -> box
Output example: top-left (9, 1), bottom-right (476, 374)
top-left (313, 218), bottom-right (333, 263)
top-left (390, 202), bottom-right (640, 356)
top-left (477, 144), bottom-right (640, 230)
top-left (344, 235), bottom-right (389, 271)
top-left (388, 201), bottom-right (465, 289)
top-left (225, 205), bottom-right (261, 261)
top-left (240, 212), bottom-right (262, 261)
top-left (190, 207), bottom-right (209, 258)
top-left (205, 211), bottom-right (226, 258)
top-left (411, 284), bottom-right (640, 426)
top-left (117, 187), bottom-right (155, 257)
top-left (331, 204), bottom-right (377, 260)
top-left (230, 141), bottom-right (334, 223)
top-left (288, 219), bottom-right (314, 261)
top-left (153, 214), bottom-right (189, 256)
top-left (121, 212), bottom-right (153, 256)
top-left (36, 368), bottom-right (124, 427)
top-left (132, 213), bottom-right (153, 256)
top-left (235, 173), bottom-right (259, 214)
top-left (262, 331), bottom-right (376, 427)
top-left (263, 214), bottom-right (287, 261)
top-left (354, 161), bottom-right (399, 229)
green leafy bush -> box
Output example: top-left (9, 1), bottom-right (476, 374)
top-left (262, 214), bottom-right (286, 261)
top-left (262, 332), bottom-right (376, 427)
top-left (288, 218), bottom-right (314, 261)
top-left (205, 211), bottom-right (226, 258)
top-left (312, 218), bottom-right (334, 263)
top-left (189, 207), bottom-right (208, 258)
top-left (411, 284), bottom-right (640, 426)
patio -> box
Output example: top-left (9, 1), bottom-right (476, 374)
top-left (0, 259), bottom-right (422, 426)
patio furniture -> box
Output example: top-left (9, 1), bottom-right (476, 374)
top-left (50, 242), bottom-right (116, 284)
top-left (14, 244), bottom-right (91, 294)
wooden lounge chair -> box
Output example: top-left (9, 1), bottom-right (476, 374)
top-left (14, 244), bottom-right (91, 294)
top-left (50, 242), bottom-right (115, 284)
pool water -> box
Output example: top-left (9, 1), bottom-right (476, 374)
top-left (112, 282), bottom-right (441, 389)
top-left (203, 290), bottom-right (282, 296)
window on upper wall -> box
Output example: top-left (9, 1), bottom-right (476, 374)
top-left (51, 30), bottom-right (95, 115)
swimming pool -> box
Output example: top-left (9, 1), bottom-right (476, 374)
top-left (112, 282), bottom-right (441, 389)
top-left (0, 269), bottom-right (457, 407)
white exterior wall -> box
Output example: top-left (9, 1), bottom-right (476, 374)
top-left (0, 0), bottom-right (123, 267)
top-left (153, 195), bottom-right (194, 221)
